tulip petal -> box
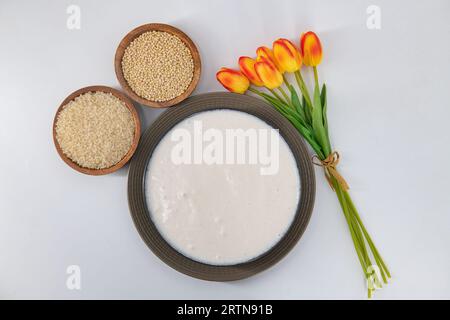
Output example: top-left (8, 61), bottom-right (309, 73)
top-left (256, 46), bottom-right (284, 73)
top-left (300, 31), bottom-right (323, 67)
top-left (216, 68), bottom-right (250, 94)
top-left (239, 56), bottom-right (264, 86)
top-left (273, 38), bottom-right (302, 73)
top-left (254, 59), bottom-right (284, 89)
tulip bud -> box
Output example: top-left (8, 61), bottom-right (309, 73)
top-left (256, 46), bottom-right (283, 72)
top-left (300, 31), bottom-right (323, 67)
top-left (273, 38), bottom-right (302, 72)
top-left (216, 68), bottom-right (250, 94)
top-left (254, 58), bottom-right (284, 89)
top-left (238, 56), bottom-right (264, 86)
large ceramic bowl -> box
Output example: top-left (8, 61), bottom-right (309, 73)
top-left (127, 92), bottom-right (315, 280)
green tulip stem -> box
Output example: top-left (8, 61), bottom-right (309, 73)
top-left (248, 87), bottom-right (263, 96)
top-left (249, 87), bottom-right (289, 106)
top-left (294, 70), bottom-right (313, 109)
top-left (277, 86), bottom-right (291, 105)
top-left (268, 88), bottom-right (288, 105)
top-left (313, 66), bottom-right (320, 88)
top-left (282, 74), bottom-right (292, 89)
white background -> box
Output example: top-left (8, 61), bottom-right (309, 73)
top-left (0, 0), bottom-right (449, 299)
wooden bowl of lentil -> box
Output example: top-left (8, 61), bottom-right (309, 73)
top-left (114, 23), bottom-right (201, 108)
top-left (53, 86), bottom-right (141, 175)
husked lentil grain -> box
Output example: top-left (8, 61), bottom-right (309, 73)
top-left (121, 31), bottom-right (194, 102)
top-left (55, 91), bottom-right (135, 169)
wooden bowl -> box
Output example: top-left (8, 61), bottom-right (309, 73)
top-left (53, 85), bottom-right (141, 175)
top-left (114, 23), bottom-right (202, 108)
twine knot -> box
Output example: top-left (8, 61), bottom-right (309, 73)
top-left (312, 151), bottom-right (349, 191)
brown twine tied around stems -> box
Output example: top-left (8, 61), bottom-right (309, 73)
top-left (312, 151), bottom-right (349, 191)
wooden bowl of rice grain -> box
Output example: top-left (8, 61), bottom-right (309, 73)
top-left (114, 23), bottom-right (201, 108)
top-left (53, 86), bottom-right (141, 175)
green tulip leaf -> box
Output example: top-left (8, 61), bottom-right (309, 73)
top-left (321, 84), bottom-right (331, 151)
top-left (289, 85), bottom-right (307, 126)
top-left (312, 83), bottom-right (330, 156)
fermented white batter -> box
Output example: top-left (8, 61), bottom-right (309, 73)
top-left (145, 110), bottom-right (300, 265)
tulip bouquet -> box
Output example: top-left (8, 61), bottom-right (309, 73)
top-left (217, 32), bottom-right (390, 297)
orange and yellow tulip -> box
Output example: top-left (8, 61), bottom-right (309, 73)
top-left (254, 58), bottom-right (283, 89)
top-left (300, 31), bottom-right (323, 67)
top-left (256, 46), bottom-right (283, 72)
top-left (238, 56), bottom-right (264, 86)
top-left (216, 68), bottom-right (250, 94)
top-left (273, 38), bottom-right (302, 72)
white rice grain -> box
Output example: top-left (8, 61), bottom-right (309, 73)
top-left (55, 91), bottom-right (135, 169)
